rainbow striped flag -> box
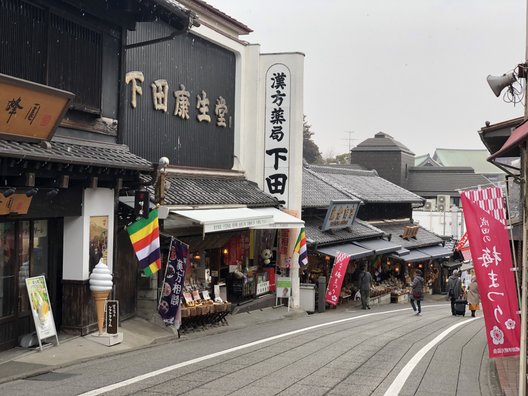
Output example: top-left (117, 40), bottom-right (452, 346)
top-left (127, 209), bottom-right (161, 276)
top-left (294, 227), bottom-right (308, 266)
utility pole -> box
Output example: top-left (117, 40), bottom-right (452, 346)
top-left (342, 131), bottom-right (356, 152)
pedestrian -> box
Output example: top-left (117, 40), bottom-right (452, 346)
top-left (409, 269), bottom-right (424, 316)
top-left (359, 263), bottom-right (372, 310)
top-left (467, 275), bottom-right (480, 317)
top-left (447, 269), bottom-right (462, 316)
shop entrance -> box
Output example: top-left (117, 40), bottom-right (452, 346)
top-left (0, 219), bottom-right (61, 351)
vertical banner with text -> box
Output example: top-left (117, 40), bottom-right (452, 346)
top-left (158, 238), bottom-right (188, 326)
top-left (325, 252), bottom-right (351, 306)
top-left (461, 187), bottom-right (520, 358)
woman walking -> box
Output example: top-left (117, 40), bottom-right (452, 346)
top-left (410, 269), bottom-right (424, 316)
top-left (467, 275), bottom-right (480, 317)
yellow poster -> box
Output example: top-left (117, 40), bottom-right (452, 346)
top-left (26, 275), bottom-right (58, 347)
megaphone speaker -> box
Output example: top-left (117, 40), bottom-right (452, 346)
top-left (487, 72), bottom-right (517, 97)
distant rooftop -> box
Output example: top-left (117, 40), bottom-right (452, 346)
top-left (432, 148), bottom-right (503, 175)
top-left (351, 132), bottom-right (414, 155)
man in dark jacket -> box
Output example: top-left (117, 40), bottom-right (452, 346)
top-left (359, 263), bottom-right (372, 310)
top-left (447, 270), bottom-right (462, 315)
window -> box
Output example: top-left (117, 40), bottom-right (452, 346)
top-left (0, 222), bottom-right (16, 318)
top-left (0, 0), bottom-right (103, 114)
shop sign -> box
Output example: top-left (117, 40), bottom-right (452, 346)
top-left (106, 300), bottom-right (119, 335)
top-left (264, 64), bottom-right (291, 206)
top-left (256, 281), bottom-right (270, 296)
top-left (0, 193), bottom-right (33, 215)
top-left (26, 275), bottom-right (59, 350)
top-left (125, 71), bottom-right (229, 128)
top-left (276, 277), bottom-right (291, 299)
top-left (321, 200), bottom-right (360, 231)
top-left (0, 73), bottom-right (74, 142)
top-left (325, 252), bottom-right (351, 306)
top-left (159, 238), bottom-right (188, 326)
top-left (207, 218), bottom-right (269, 233)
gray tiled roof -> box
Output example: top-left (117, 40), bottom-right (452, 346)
top-left (351, 132), bottom-right (414, 155)
top-left (0, 137), bottom-right (153, 171)
top-left (305, 216), bottom-right (384, 246)
top-left (408, 167), bottom-right (491, 197)
top-left (302, 168), bottom-right (359, 208)
top-left (162, 174), bottom-right (279, 207)
top-left (307, 165), bottom-right (424, 204)
top-left (374, 221), bottom-right (443, 249)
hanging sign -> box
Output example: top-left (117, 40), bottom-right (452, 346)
top-left (0, 73), bottom-right (74, 142)
top-left (461, 187), bottom-right (520, 358)
top-left (26, 275), bottom-right (59, 350)
top-left (321, 200), bottom-right (360, 231)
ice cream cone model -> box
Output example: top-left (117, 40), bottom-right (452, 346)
top-left (89, 258), bottom-right (113, 335)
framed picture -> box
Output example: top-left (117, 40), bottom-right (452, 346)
top-left (89, 216), bottom-right (109, 272)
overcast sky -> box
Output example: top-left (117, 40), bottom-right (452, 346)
top-left (210, 0), bottom-right (526, 158)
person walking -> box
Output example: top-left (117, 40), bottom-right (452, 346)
top-left (359, 263), bottom-right (372, 310)
top-left (409, 269), bottom-right (424, 316)
top-left (467, 275), bottom-right (480, 317)
top-left (447, 269), bottom-right (462, 316)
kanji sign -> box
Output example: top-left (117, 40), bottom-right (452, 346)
top-left (461, 187), bottom-right (520, 358)
top-left (325, 252), bottom-right (351, 306)
top-left (0, 73), bottom-right (74, 142)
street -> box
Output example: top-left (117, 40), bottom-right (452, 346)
top-left (0, 302), bottom-right (502, 396)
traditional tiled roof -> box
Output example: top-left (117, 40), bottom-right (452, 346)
top-left (307, 165), bottom-right (424, 204)
top-left (351, 132), bottom-right (414, 155)
top-left (305, 216), bottom-right (385, 246)
top-left (302, 168), bottom-right (359, 208)
top-left (0, 137), bottom-right (153, 171)
top-left (374, 220), bottom-right (443, 249)
top-left (408, 167), bottom-right (492, 197)
top-left (162, 174), bottom-right (279, 207)
top-left (415, 154), bottom-right (441, 167)
top-left (433, 148), bottom-right (504, 175)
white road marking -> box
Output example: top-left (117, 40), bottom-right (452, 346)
top-left (383, 317), bottom-right (480, 396)
top-left (80, 304), bottom-right (449, 396)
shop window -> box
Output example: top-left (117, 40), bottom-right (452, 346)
top-left (0, 223), bottom-right (16, 318)
top-left (17, 222), bottom-right (30, 313)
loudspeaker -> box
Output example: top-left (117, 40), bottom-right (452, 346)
top-left (487, 72), bottom-right (517, 97)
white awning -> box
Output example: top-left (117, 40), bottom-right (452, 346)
top-left (250, 207), bottom-right (304, 229)
top-left (170, 208), bottom-right (274, 234)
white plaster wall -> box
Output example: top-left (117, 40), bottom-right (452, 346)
top-left (63, 188), bottom-right (115, 280)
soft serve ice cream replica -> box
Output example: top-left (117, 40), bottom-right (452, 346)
top-left (89, 256), bottom-right (122, 345)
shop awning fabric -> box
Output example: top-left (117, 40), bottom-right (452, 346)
top-left (249, 207), bottom-right (304, 229)
top-left (390, 245), bottom-right (453, 262)
top-left (169, 207), bottom-right (303, 235)
top-left (170, 208), bottom-right (274, 234)
top-left (417, 245), bottom-right (453, 259)
top-left (316, 243), bottom-right (373, 260)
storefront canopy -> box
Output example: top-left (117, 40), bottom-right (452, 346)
top-left (353, 238), bottom-right (401, 255)
top-left (170, 208), bottom-right (274, 235)
top-left (390, 249), bottom-right (431, 263)
top-left (417, 245), bottom-right (453, 259)
top-left (316, 243), bottom-right (373, 260)
top-left (249, 207), bottom-right (304, 229)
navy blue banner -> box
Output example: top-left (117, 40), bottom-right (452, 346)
top-left (158, 238), bottom-right (188, 325)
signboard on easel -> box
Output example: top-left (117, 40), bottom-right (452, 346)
top-left (25, 275), bottom-right (59, 351)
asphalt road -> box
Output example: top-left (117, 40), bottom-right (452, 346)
top-left (0, 303), bottom-right (502, 396)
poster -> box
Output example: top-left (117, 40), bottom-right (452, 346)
top-left (276, 277), bottom-right (292, 298)
top-left (89, 216), bottom-right (108, 273)
top-left (26, 275), bottom-right (58, 349)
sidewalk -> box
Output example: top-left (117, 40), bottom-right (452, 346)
top-left (0, 304), bottom-right (305, 385)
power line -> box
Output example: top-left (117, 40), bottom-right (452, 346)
top-left (342, 131), bottom-right (358, 152)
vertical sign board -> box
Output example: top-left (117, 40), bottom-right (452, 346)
top-left (264, 64), bottom-right (291, 207)
top-left (25, 275), bottom-right (59, 351)
top-left (106, 300), bottom-right (119, 335)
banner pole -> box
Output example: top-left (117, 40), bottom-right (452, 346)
top-left (520, 144), bottom-right (528, 396)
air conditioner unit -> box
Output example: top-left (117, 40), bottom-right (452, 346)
top-left (436, 194), bottom-right (450, 212)
top-left (424, 199), bottom-right (436, 211)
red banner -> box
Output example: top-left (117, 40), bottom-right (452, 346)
top-left (461, 189), bottom-right (520, 358)
top-left (325, 252), bottom-right (350, 306)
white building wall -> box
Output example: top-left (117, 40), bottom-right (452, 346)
top-left (413, 208), bottom-right (465, 239)
top-left (63, 188), bottom-right (115, 281)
